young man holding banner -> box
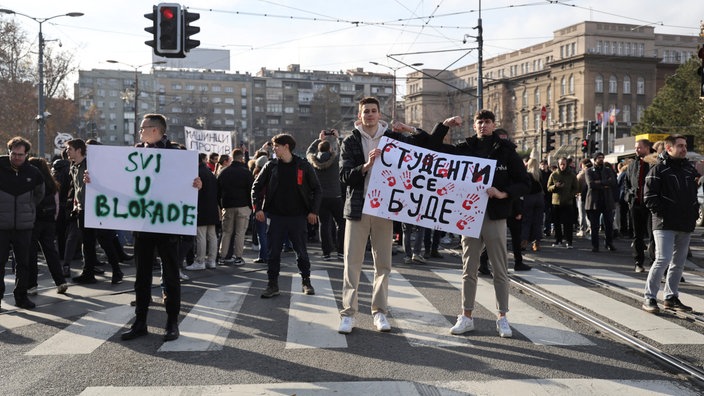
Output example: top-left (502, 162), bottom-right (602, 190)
top-left (433, 109), bottom-right (530, 338)
top-left (337, 97), bottom-right (461, 334)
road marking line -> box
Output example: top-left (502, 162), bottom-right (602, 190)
top-left (363, 270), bottom-right (467, 347)
top-left (434, 269), bottom-right (594, 346)
top-left (158, 283), bottom-right (250, 352)
top-left (516, 269), bottom-right (704, 345)
top-left (576, 268), bottom-right (704, 316)
top-left (286, 270), bottom-right (347, 349)
top-left (26, 305), bottom-right (134, 355)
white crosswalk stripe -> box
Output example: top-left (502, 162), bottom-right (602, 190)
top-left (26, 305), bottom-right (134, 355)
top-left (77, 379), bottom-right (699, 395)
top-left (362, 269), bottom-right (467, 347)
top-left (434, 269), bottom-right (595, 346)
top-left (515, 269), bottom-right (704, 344)
top-left (158, 282), bottom-right (251, 353)
top-left (574, 268), bottom-right (704, 313)
top-left (286, 270), bottom-right (347, 349)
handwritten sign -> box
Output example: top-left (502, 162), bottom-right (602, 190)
top-left (85, 145), bottom-right (198, 235)
top-left (363, 137), bottom-right (496, 238)
top-left (184, 127), bottom-right (232, 155)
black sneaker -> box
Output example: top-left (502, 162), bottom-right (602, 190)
top-left (478, 265), bottom-right (492, 277)
top-left (15, 298), bottom-right (36, 310)
top-left (663, 296), bottom-right (692, 312)
top-left (302, 278), bottom-right (315, 295)
top-left (514, 262), bottom-right (532, 271)
top-left (73, 273), bottom-right (98, 284)
top-left (261, 283), bottom-right (280, 298)
top-left (430, 250), bottom-right (443, 258)
top-left (642, 298), bottom-right (660, 313)
top-left (111, 271), bottom-right (124, 285)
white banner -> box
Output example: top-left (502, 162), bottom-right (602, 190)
top-left (85, 145), bottom-right (198, 236)
top-left (184, 127), bottom-right (232, 155)
top-left (362, 137), bottom-right (496, 238)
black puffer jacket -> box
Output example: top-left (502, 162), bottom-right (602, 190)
top-left (644, 152), bottom-right (699, 232)
top-left (251, 155), bottom-right (322, 215)
top-left (0, 156), bottom-right (45, 230)
top-left (217, 161), bottom-right (253, 208)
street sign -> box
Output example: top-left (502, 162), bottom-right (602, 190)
top-left (540, 106), bottom-right (547, 121)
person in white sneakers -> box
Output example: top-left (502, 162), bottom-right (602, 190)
top-left (187, 153), bottom-right (219, 270)
top-left (432, 110), bottom-right (530, 338)
top-left (337, 97), bottom-right (450, 334)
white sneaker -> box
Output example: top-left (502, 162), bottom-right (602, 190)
top-left (496, 316), bottom-right (513, 338)
top-left (185, 262), bottom-right (205, 271)
top-left (28, 286), bottom-right (38, 296)
top-left (205, 261), bottom-right (216, 269)
top-left (450, 314), bottom-right (474, 335)
top-left (179, 270), bottom-right (190, 280)
top-left (338, 316), bottom-right (355, 334)
top-left (411, 254), bottom-right (425, 264)
top-left (373, 312), bottom-right (391, 332)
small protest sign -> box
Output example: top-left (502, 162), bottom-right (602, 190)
top-left (184, 127), bottom-right (232, 155)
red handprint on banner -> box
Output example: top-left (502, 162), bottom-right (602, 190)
top-left (456, 215), bottom-right (476, 230)
top-left (381, 170), bottom-right (397, 187)
top-left (403, 153), bottom-right (413, 163)
top-left (462, 193), bottom-right (481, 210)
top-left (367, 189), bottom-right (382, 209)
top-left (437, 183), bottom-right (455, 196)
top-left (422, 153), bottom-right (437, 166)
top-left (402, 170), bottom-right (413, 190)
top-left (383, 143), bottom-right (397, 152)
top-left (437, 165), bottom-right (450, 178)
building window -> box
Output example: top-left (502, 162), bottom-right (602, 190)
top-left (595, 75), bottom-right (604, 93)
top-left (522, 89), bottom-right (528, 108)
top-left (597, 40), bottom-right (602, 53)
top-left (568, 75), bottom-right (574, 94)
top-left (623, 105), bottom-right (631, 124)
top-left (608, 76), bottom-right (617, 93)
top-left (534, 88), bottom-right (540, 106)
top-left (241, 87), bottom-right (247, 96)
top-left (623, 76), bottom-right (631, 94)
top-left (522, 115), bottom-right (528, 132)
top-left (637, 77), bottom-right (645, 95)
top-left (637, 105), bottom-right (645, 122)
top-left (567, 104), bottom-right (575, 123)
top-left (546, 85), bottom-right (552, 104)
top-left (560, 77), bottom-right (566, 96)
top-left (534, 113), bottom-right (540, 131)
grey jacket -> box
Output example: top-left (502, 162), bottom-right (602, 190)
top-left (307, 137), bottom-right (341, 199)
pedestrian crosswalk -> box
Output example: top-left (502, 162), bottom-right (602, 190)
top-left (3, 265), bottom-right (704, 356)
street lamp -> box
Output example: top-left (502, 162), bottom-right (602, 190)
top-left (0, 8), bottom-right (83, 158)
top-left (369, 61), bottom-right (423, 120)
top-left (106, 60), bottom-right (166, 143)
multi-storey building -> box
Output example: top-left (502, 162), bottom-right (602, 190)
top-left (76, 63), bottom-right (394, 153)
top-left (405, 20), bottom-right (699, 158)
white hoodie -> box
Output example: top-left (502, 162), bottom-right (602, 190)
top-left (355, 119), bottom-right (389, 194)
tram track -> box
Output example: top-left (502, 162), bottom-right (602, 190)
top-left (509, 257), bottom-right (704, 386)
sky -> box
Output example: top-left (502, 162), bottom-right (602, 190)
top-left (1, 0), bottom-right (702, 95)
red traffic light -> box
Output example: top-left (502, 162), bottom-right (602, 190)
top-left (161, 7), bottom-right (175, 20)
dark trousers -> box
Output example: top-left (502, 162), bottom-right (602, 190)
top-left (318, 197), bottom-right (345, 256)
top-left (424, 229), bottom-right (441, 253)
top-left (63, 219), bottom-right (82, 265)
top-left (553, 205), bottom-right (574, 245)
top-left (588, 208), bottom-right (614, 248)
top-left (133, 232), bottom-right (181, 322)
top-left (630, 203), bottom-right (651, 265)
top-left (507, 216), bottom-right (523, 265)
top-left (266, 214), bottom-right (311, 282)
top-left (0, 229), bottom-right (32, 300)
top-left (29, 221), bottom-right (66, 288)
top-left (77, 211), bottom-right (121, 274)
top-left (255, 218), bottom-right (268, 261)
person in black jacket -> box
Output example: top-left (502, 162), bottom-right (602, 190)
top-left (185, 153), bottom-right (220, 270)
top-left (27, 157), bottom-right (69, 295)
top-left (0, 136), bottom-right (45, 310)
top-left (217, 148), bottom-right (254, 266)
top-left (119, 113), bottom-right (203, 342)
top-left (251, 133), bottom-right (322, 299)
top-left (337, 97), bottom-right (450, 334)
top-left (642, 135), bottom-right (698, 313)
top-left (433, 109), bottom-right (530, 339)
top-left (624, 139), bottom-right (654, 273)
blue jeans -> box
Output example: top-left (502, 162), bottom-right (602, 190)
top-left (644, 230), bottom-right (690, 300)
top-left (255, 216), bottom-right (269, 261)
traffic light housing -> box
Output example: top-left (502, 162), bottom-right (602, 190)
top-left (157, 3), bottom-right (181, 55)
top-left (581, 139), bottom-right (589, 154)
top-left (591, 120), bottom-right (600, 134)
top-left (545, 130), bottom-right (556, 153)
top-left (144, 7), bottom-right (157, 51)
top-left (590, 140), bottom-right (599, 154)
top-left (183, 9), bottom-right (200, 53)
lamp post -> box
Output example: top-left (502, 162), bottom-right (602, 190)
top-left (106, 60), bottom-right (166, 143)
top-left (0, 8), bottom-right (83, 158)
top-left (369, 61), bottom-right (423, 120)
